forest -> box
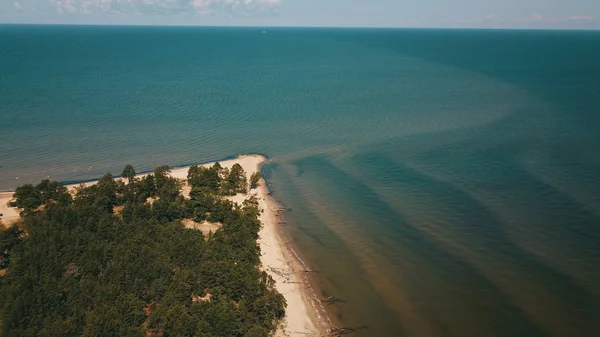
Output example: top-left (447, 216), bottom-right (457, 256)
top-left (0, 163), bottom-right (282, 337)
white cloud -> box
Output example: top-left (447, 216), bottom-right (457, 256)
top-left (49, 0), bottom-right (62, 13)
top-left (569, 15), bottom-right (595, 21)
top-left (49, 0), bottom-right (81, 13)
top-left (257, 0), bottom-right (279, 5)
top-left (47, 0), bottom-right (281, 15)
top-left (13, 1), bottom-right (22, 10)
top-left (192, 0), bottom-right (212, 14)
top-left (448, 11), bottom-right (599, 28)
top-left (66, 0), bottom-right (79, 13)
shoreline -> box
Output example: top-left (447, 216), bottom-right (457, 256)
top-left (272, 205), bottom-right (339, 331)
top-left (0, 153), bottom-right (272, 193)
top-left (0, 154), bottom-right (329, 336)
top-left (257, 185), bottom-right (333, 336)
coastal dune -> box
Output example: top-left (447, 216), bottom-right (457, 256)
top-left (0, 155), bottom-right (324, 336)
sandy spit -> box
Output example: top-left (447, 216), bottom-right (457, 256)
top-left (0, 154), bottom-right (328, 336)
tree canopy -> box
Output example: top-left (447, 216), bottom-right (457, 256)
top-left (9, 179), bottom-right (70, 213)
top-left (249, 172), bottom-right (261, 190)
top-left (0, 164), bottom-right (284, 337)
top-left (121, 164), bottom-right (136, 184)
top-left (187, 163), bottom-right (248, 196)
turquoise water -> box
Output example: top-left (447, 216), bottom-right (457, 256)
top-left (1, 25), bottom-right (600, 336)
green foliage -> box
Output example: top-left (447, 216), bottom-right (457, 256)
top-left (244, 325), bottom-right (269, 337)
top-left (212, 162), bottom-right (223, 175)
top-left (10, 179), bottom-right (71, 212)
top-left (188, 165), bottom-right (221, 192)
top-left (222, 164), bottom-right (247, 196)
top-left (74, 173), bottom-right (122, 213)
top-left (0, 225), bottom-right (22, 252)
top-left (153, 165), bottom-right (181, 201)
top-left (11, 183), bottom-right (38, 209)
top-left (249, 172), bottom-right (261, 189)
top-left (0, 225), bottom-right (23, 269)
top-left (188, 188), bottom-right (216, 221)
top-left (0, 163), bottom-right (285, 337)
top-left (121, 164), bottom-right (136, 184)
top-left (138, 175), bottom-right (157, 201)
top-left (187, 163), bottom-right (250, 196)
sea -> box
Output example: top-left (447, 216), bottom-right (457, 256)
top-left (1, 25), bottom-right (599, 337)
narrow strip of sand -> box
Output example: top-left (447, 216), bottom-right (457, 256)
top-left (0, 154), bottom-right (327, 336)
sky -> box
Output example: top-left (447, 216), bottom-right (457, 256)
top-left (1, 0), bottom-right (599, 29)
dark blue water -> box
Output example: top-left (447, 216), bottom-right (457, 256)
top-left (1, 25), bottom-right (599, 337)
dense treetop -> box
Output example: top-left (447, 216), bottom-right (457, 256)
top-left (0, 163), bottom-right (284, 337)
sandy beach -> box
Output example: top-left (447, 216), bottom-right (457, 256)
top-left (0, 154), bottom-right (328, 336)
top-left (0, 192), bottom-right (21, 226)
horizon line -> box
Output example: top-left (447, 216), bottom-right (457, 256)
top-left (1, 22), bottom-right (599, 32)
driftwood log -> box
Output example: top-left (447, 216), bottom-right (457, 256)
top-left (328, 326), bottom-right (368, 336)
top-left (322, 295), bottom-right (346, 305)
